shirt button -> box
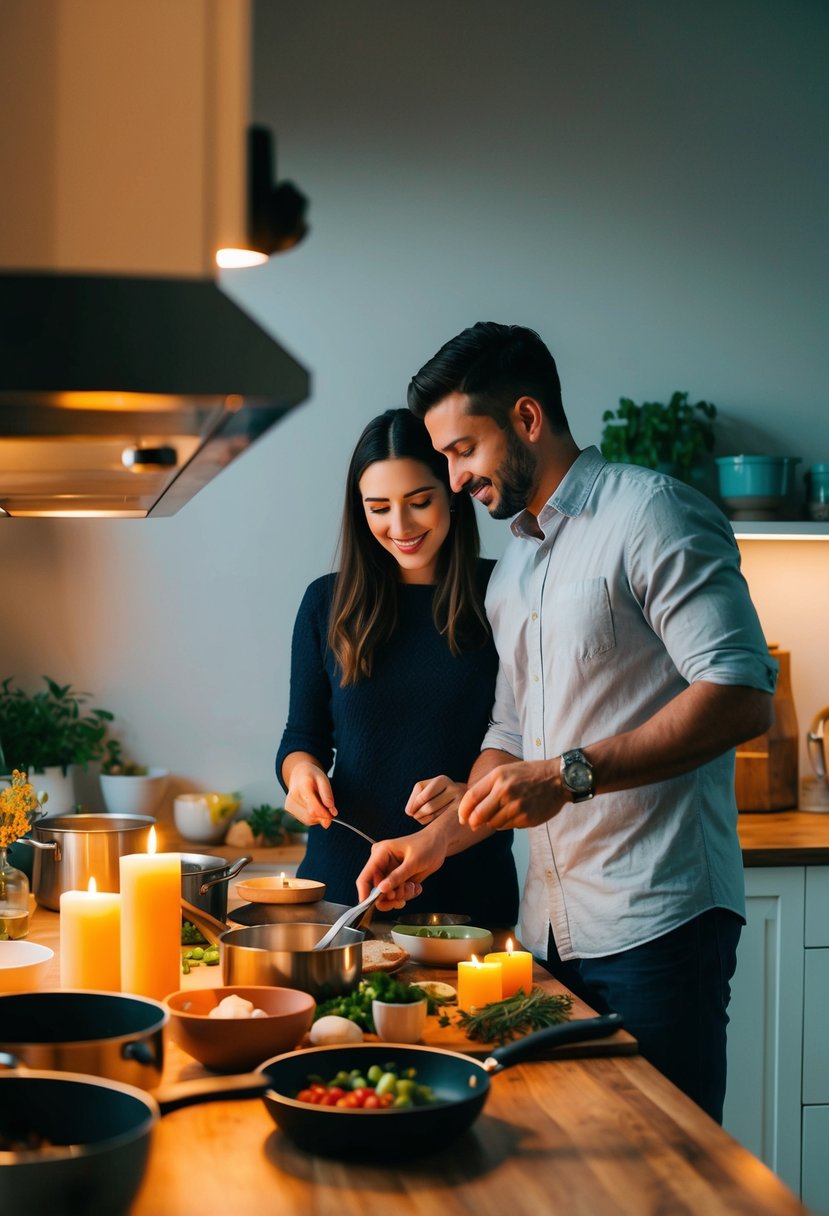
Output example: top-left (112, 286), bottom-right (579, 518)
top-left (533, 674), bottom-right (539, 683)
top-left (531, 612), bottom-right (538, 621)
top-left (535, 738), bottom-right (542, 748)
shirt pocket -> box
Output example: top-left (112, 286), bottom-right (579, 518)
top-left (546, 577), bottom-right (616, 660)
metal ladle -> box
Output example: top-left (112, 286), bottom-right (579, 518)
top-left (313, 886), bottom-right (383, 951)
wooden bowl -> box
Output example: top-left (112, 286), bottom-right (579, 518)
top-left (164, 985), bottom-right (315, 1072)
top-left (234, 877), bottom-right (325, 905)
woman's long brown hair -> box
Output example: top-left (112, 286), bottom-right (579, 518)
top-left (329, 409), bottom-right (490, 685)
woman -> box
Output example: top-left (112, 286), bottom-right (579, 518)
top-left (276, 409), bottom-right (518, 928)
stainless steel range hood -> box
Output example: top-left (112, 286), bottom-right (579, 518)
top-left (0, 0), bottom-right (310, 518)
top-left (0, 272), bottom-right (310, 517)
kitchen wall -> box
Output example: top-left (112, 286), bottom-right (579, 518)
top-left (1, 2), bottom-right (827, 853)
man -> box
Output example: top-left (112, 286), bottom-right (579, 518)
top-left (358, 321), bottom-right (777, 1123)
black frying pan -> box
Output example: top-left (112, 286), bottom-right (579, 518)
top-left (254, 1012), bottom-right (624, 1159)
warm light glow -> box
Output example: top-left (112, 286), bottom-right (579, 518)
top-left (216, 247), bottom-right (269, 269)
top-left (735, 530), bottom-right (829, 541)
top-left (506, 937), bottom-right (514, 953)
top-left (279, 871), bottom-right (286, 888)
top-left (87, 877), bottom-right (97, 894)
top-left (148, 826), bottom-right (157, 855)
top-left (7, 508), bottom-right (149, 518)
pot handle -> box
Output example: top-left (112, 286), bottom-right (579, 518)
top-left (14, 837), bottom-right (61, 861)
top-left (154, 1073), bottom-right (270, 1115)
top-left (181, 897), bottom-right (226, 945)
top-left (123, 1037), bottom-right (164, 1070)
top-left (484, 1012), bottom-right (625, 1072)
top-left (199, 855), bottom-right (252, 895)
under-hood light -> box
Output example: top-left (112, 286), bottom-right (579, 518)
top-left (215, 126), bottom-right (309, 269)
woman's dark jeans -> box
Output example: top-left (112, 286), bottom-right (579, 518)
top-left (543, 907), bottom-right (742, 1123)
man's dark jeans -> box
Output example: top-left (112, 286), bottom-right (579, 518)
top-left (543, 908), bottom-right (742, 1123)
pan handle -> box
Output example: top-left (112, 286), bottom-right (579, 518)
top-left (484, 1012), bottom-right (624, 1071)
top-left (153, 1073), bottom-right (270, 1115)
top-left (199, 855), bottom-right (252, 895)
top-left (123, 1037), bottom-right (164, 1070)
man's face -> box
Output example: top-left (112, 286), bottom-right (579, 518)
top-left (424, 392), bottom-right (537, 520)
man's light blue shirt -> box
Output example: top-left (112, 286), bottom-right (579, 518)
top-left (482, 447), bottom-right (778, 959)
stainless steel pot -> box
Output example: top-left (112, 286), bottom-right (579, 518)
top-left (0, 991), bottom-right (167, 1090)
top-left (220, 922), bottom-right (364, 1001)
top-left (180, 853), bottom-right (251, 923)
top-left (24, 813), bottom-right (156, 910)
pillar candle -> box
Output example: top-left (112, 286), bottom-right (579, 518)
top-left (120, 829), bottom-right (181, 1000)
top-left (60, 879), bottom-right (121, 991)
top-left (484, 939), bottom-right (534, 999)
top-left (457, 955), bottom-right (502, 1010)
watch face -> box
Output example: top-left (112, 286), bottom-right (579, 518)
top-left (565, 761), bottom-right (593, 791)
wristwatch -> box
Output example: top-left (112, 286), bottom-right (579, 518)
top-left (559, 748), bottom-right (595, 803)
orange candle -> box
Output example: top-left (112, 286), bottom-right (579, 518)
top-left (457, 954), bottom-right (502, 1010)
top-left (60, 878), bottom-right (121, 990)
top-left (485, 938), bottom-right (534, 998)
top-left (119, 828), bottom-right (181, 1000)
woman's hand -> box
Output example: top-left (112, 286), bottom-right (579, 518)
top-left (404, 775), bottom-right (467, 824)
top-left (285, 761), bottom-right (338, 828)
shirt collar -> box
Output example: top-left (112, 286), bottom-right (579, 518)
top-left (511, 445), bottom-right (606, 539)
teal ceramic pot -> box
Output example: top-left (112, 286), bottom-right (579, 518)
top-left (715, 455), bottom-right (801, 519)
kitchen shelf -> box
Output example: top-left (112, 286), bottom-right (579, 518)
top-left (160, 828), bottom-right (305, 865)
top-left (731, 520), bottom-right (829, 539)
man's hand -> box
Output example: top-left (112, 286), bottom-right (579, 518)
top-left (284, 761), bottom-right (337, 829)
top-left (356, 831), bottom-right (449, 911)
top-left (458, 758), bottom-right (563, 830)
top-left (405, 775), bottom-right (467, 824)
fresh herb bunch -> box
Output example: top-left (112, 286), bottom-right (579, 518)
top-left (101, 738), bottom-right (148, 776)
top-left (600, 391), bottom-right (716, 476)
top-left (314, 973), bottom-right (448, 1032)
top-left (445, 987), bottom-right (573, 1044)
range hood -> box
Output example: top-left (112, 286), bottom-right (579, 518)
top-left (0, 0), bottom-right (310, 518)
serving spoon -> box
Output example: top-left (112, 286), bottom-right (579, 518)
top-left (312, 886), bottom-right (383, 950)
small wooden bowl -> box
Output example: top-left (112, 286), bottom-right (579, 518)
top-left (234, 876), bottom-right (326, 905)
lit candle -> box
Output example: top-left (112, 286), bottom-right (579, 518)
top-left (457, 954), bottom-right (502, 1010)
top-left (120, 827), bottom-right (182, 1000)
top-left (485, 938), bottom-right (534, 999)
top-left (279, 872), bottom-right (286, 888)
top-left (60, 878), bottom-right (121, 991)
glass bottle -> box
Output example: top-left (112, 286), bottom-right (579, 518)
top-left (807, 463), bottom-right (829, 522)
top-left (0, 847), bottom-right (30, 938)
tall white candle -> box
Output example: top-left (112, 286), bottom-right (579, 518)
top-left (119, 827), bottom-right (181, 1000)
top-left (60, 878), bottom-right (121, 990)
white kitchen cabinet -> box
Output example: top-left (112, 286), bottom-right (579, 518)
top-left (723, 866), bottom-right (805, 1194)
top-left (724, 864), bottom-right (829, 1214)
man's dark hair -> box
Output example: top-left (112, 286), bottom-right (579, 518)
top-left (407, 321), bottom-right (569, 432)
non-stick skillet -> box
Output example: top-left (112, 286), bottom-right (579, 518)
top-left (254, 1012), bottom-right (624, 1159)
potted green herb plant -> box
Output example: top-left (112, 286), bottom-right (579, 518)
top-left (600, 391), bottom-right (717, 487)
top-left (0, 675), bottom-right (114, 849)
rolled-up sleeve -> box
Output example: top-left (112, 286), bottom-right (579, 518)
top-left (481, 661), bottom-right (524, 758)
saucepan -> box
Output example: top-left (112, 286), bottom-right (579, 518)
top-left (0, 990), bottom-right (168, 1090)
top-left (0, 1069), bottom-right (268, 1215)
top-left (180, 853), bottom-right (251, 923)
top-left (253, 1012), bottom-right (624, 1159)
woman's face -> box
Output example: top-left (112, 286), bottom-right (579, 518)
top-left (359, 457), bottom-right (451, 584)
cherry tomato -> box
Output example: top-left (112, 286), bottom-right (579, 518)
top-left (320, 1088), bottom-right (345, 1106)
top-left (361, 1093), bottom-right (382, 1109)
top-left (295, 1088), bottom-right (319, 1104)
top-left (336, 1092), bottom-right (362, 1108)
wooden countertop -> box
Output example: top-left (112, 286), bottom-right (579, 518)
top-left (738, 809), bottom-right (829, 865)
top-left (20, 905), bottom-right (812, 1216)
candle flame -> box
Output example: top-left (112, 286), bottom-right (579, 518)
top-left (470, 954), bottom-right (480, 966)
top-left (87, 876), bottom-right (97, 894)
top-left (147, 826), bottom-right (157, 855)
top-left (506, 937), bottom-right (514, 953)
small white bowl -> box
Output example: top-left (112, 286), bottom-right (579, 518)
top-left (371, 997), bottom-right (427, 1044)
top-left (174, 793), bottom-right (239, 844)
top-left (390, 924), bottom-right (494, 967)
top-left (0, 940), bottom-right (54, 992)
top-left (100, 768), bottom-right (169, 816)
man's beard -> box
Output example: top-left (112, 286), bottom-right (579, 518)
top-left (489, 429), bottom-right (537, 519)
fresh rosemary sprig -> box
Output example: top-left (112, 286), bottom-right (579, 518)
top-left (441, 986), bottom-right (574, 1044)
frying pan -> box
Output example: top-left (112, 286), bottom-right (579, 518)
top-left (0, 1069), bottom-right (268, 1215)
top-left (254, 1012), bottom-right (624, 1159)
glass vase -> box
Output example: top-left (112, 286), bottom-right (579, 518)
top-left (0, 847), bottom-right (30, 939)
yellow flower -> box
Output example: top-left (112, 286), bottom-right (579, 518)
top-left (0, 769), bottom-right (46, 850)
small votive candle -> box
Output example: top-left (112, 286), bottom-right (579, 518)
top-left (457, 955), bottom-right (502, 1010)
top-left (484, 938), bottom-right (533, 998)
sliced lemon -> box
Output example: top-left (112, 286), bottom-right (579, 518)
top-left (411, 980), bottom-right (457, 1002)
